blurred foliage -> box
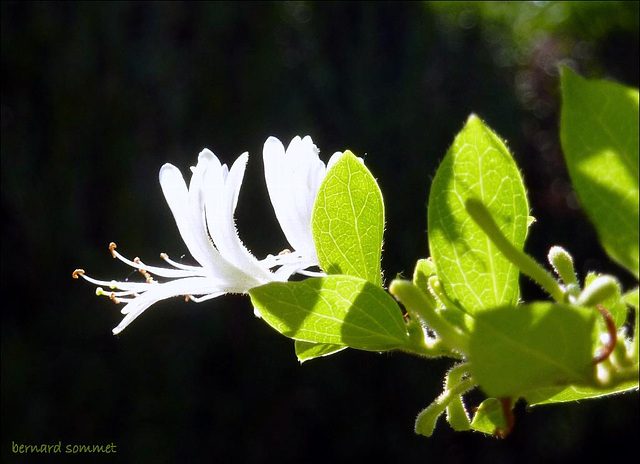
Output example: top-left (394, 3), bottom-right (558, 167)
top-left (1, 2), bottom-right (638, 463)
top-left (433, 1), bottom-right (639, 44)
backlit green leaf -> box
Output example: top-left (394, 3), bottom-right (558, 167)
top-left (624, 288), bottom-right (639, 310)
top-left (561, 68), bottom-right (639, 278)
top-left (249, 276), bottom-right (409, 351)
top-left (468, 302), bottom-right (596, 398)
top-left (294, 340), bottom-right (346, 363)
top-left (312, 151), bottom-right (384, 285)
top-left (470, 398), bottom-right (507, 435)
top-left (525, 382), bottom-right (639, 406)
top-left (428, 115), bottom-right (529, 314)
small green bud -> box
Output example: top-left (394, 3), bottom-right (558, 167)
top-left (576, 275), bottom-right (619, 307)
top-left (413, 258), bottom-right (436, 283)
top-left (564, 282), bottom-right (581, 299)
top-left (548, 246), bottom-right (578, 286)
top-left (413, 259), bottom-right (437, 302)
top-left (428, 275), bottom-right (448, 308)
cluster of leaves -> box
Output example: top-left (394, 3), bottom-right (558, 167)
top-left (249, 68), bottom-right (639, 437)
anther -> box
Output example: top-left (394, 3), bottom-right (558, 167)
top-left (72, 269), bottom-right (85, 279)
top-left (109, 293), bottom-right (121, 304)
top-left (132, 257), bottom-right (153, 282)
top-left (160, 253), bottom-right (168, 259)
top-left (279, 249), bottom-right (292, 255)
top-left (109, 242), bottom-right (118, 258)
top-left (185, 295), bottom-right (191, 302)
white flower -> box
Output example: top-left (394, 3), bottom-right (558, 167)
top-left (74, 136), bottom-right (341, 335)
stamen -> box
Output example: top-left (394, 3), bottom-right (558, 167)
top-left (109, 246), bottom-right (200, 278)
top-left (109, 242), bottom-right (118, 258)
top-left (96, 287), bottom-right (139, 299)
top-left (77, 271), bottom-right (154, 292)
top-left (160, 252), bottom-right (203, 272)
top-left (72, 269), bottom-right (85, 279)
top-left (109, 292), bottom-right (121, 304)
top-left (296, 269), bottom-right (327, 278)
top-left (188, 292), bottom-right (225, 303)
top-left (134, 257), bottom-right (154, 283)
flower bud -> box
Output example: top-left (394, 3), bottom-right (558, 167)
top-left (548, 246), bottom-right (578, 286)
top-left (576, 275), bottom-right (619, 307)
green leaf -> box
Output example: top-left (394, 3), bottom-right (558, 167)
top-left (526, 284), bottom-right (640, 405)
top-left (623, 287), bottom-right (639, 310)
top-left (312, 150), bottom-right (384, 286)
top-left (468, 302), bottom-right (596, 398)
top-left (428, 115), bottom-right (529, 314)
top-left (525, 381), bottom-right (639, 406)
top-left (470, 398), bottom-right (507, 435)
top-left (249, 275), bottom-right (409, 351)
top-left (294, 340), bottom-right (346, 363)
top-left (560, 68), bottom-right (640, 278)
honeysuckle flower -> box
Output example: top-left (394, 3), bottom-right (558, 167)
top-left (74, 136), bottom-right (341, 335)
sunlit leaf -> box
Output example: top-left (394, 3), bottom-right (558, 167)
top-left (624, 288), bottom-right (639, 310)
top-left (312, 150), bottom-right (384, 285)
top-left (468, 302), bottom-right (596, 398)
top-left (428, 115), bottom-right (529, 314)
top-left (561, 68), bottom-right (639, 278)
top-left (525, 382), bottom-right (639, 406)
top-left (250, 276), bottom-right (409, 351)
top-left (294, 340), bottom-right (346, 363)
top-left (470, 398), bottom-right (507, 435)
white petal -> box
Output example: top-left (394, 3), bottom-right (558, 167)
top-left (112, 277), bottom-right (224, 334)
top-left (204, 152), bottom-right (272, 285)
top-left (263, 136), bottom-right (321, 261)
top-left (159, 162), bottom-right (222, 275)
top-left (161, 151), bottom-right (272, 290)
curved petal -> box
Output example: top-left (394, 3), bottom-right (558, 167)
top-left (263, 136), bottom-right (322, 261)
top-left (112, 277), bottom-right (225, 335)
top-left (326, 151), bottom-right (344, 171)
top-left (159, 163), bottom-right (217, 272)
top-left (204, 152), bottom-right (272, 286)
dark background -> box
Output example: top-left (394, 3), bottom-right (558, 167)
top-left (2, 2), bottom-right (638, 463)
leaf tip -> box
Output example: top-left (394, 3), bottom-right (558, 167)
top-left (466, 113), bottom-right (481, 126)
